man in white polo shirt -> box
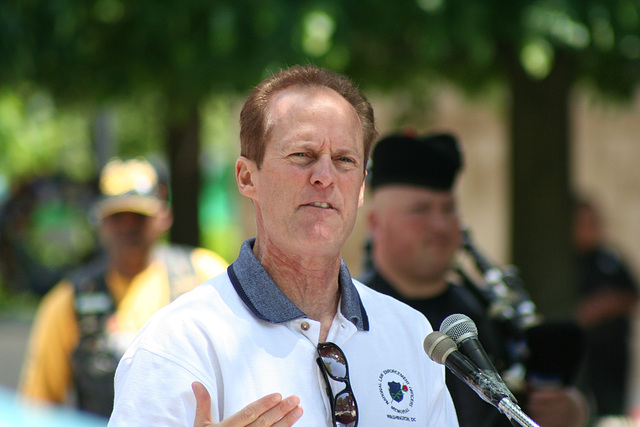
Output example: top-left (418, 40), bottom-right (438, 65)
top-left (108, 65), bottom-right (458, 427)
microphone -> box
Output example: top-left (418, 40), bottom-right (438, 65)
top-left (424, 331), bottom-right (510, 408)
top-left (440, 313), bottom-right (517, 402)
top-left (424, 331), bottom-right (540, 427)
top-left (440, 313), bottom-right (498, 372)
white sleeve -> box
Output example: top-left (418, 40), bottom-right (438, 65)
top-left (108, 347), bottom-right (213, 426)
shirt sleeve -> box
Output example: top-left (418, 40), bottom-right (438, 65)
top-left (108, 346), bottom-right (208, 426)
top-left (18, 281), bottom-right (79, 404)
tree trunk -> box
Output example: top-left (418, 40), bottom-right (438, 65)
top-left (508, 52), bottom-right (577, 319)
top-left (167, 103), bottom-right (201, 247)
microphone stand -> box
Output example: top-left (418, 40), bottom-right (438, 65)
top-left (499, 398), bottom-right (540, 427)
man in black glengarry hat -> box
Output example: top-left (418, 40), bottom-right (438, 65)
top-left (360, 131), bottom-right (589, 427)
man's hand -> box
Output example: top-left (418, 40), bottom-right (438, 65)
top-left (527, 387), bottom-right (588, 427)
top-left (192, 381), bottom-right (303, 427)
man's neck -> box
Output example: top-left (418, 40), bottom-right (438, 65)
top-left (109, 247), bottom-right (153, 279)
top-left (253, 239), bottom-right (342, 341)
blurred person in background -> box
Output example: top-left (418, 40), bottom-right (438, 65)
top-left (18, 157), bottom-right (228, 418)
top-left (573, 198), bottom-right (639, 418)
top-left (361, 132), bottom-right (588, 427)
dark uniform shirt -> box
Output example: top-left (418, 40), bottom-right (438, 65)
top-left (577, 247), bottom-right (639, 415)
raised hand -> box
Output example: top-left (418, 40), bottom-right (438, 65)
top-left (192, 381), bottom-right (303, 427)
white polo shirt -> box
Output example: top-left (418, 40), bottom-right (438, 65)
top-left (109, 239), bottom-right (458, 426)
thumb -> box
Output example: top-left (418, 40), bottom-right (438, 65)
top-left (192, 381), bottom-right (214, 426)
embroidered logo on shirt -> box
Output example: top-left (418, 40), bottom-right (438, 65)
top-left (378, 368), bottom-right (416, 422)
top-left (388, 381), bottom-right (409, 403)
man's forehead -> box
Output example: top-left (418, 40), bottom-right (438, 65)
top-left (264, 85), bottom-right (364, 148)
top-left (267, 85), bottom-right (347, 116)
top-left (374, 185), bottom-right (456, 203)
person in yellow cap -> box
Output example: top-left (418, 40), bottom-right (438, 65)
top-left (18, 157), bottom-right (228, 418)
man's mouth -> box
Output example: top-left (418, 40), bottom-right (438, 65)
top-left (307, 202), bottom-right (332, 209)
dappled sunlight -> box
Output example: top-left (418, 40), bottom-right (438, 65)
top-left (302, 10), bottom-right (336, 57)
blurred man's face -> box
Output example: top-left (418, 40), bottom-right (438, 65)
top-left (99, 208), bottom-right (170, 253)
top-left (573, 204), bottom-right (602, 253)
top-left (369, 185), bottom-right (461, 284)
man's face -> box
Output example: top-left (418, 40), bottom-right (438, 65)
top-left (369, 185), bottom-right (461, 282)
top-left (99, 208), bottom-right (170, 253)
top-left (573, 205), bottom-right (602, 253)
top-left (236, 86), bottom-right (366, 258)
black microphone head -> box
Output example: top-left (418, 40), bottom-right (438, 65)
top-left (440, 313), bottom-right (478, 343)
top-left (423, 331), bottom-right (458, 365)
top-left (525, 320), bottom-right (585, 387)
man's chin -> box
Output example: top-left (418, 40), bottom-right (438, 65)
top-left (293, 231), bottom-right (345, 258)
top-left (112, 241), bottom-right (147, 251)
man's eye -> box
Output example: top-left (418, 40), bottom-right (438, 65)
top-left (336, 156), bottom-right (357, 164)
top-left (408, 205), bottom-right (430, 214)
top-left (444, 205), bottom-right (457, 215)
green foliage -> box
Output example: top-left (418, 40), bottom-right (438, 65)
top-left (1, 0), bottom-right (640, 282)
top-left (3, 0), bottom-right (638, 116)
top-left (0, 89), bottom-right (95, 181)
top-left (114, 92), bottom-right (167, 158)
top-left (25, 197), bottom-right (96, 268)
top-left (336, 0), bottom-right (640, 99)
top-left (1, 0), bottom-right (321, 106)
top-left (0, 89), bottom-right (176, 183)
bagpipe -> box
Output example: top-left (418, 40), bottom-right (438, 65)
top-left (455, 225), bottom-right (585, 393)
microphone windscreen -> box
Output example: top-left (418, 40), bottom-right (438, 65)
top-left (524, 320), bottom-right (585, 386)
top-left (440, 313), bottom-right (478, 342)
top-left (424, 331), bottom-right (457, 364)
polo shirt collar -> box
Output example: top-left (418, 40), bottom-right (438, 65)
top-left (228, 238), bottom-right (369, 331)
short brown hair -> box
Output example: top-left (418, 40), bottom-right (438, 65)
top-left (239, 64), bottom-right (377, 170)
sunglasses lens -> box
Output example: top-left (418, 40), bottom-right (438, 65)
top-left (335, 391), bottom-right (358, 426)
top-left (319, 346), bottom-right (347, 379)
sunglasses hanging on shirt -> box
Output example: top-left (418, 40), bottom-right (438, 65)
top-left (316, 342), bottom-right (359, 427)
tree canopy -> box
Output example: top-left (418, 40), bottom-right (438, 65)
top-left (1, 0), bottom-right (640, 315)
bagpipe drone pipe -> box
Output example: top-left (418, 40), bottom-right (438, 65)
top-left (456, 225), bottom-right (585, 392)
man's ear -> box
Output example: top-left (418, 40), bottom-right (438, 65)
top-left (158, 203), bottom-right (174, 232)
top-left (366, 206), bottom-right (377, 233)
top-left (355, 170), bottom-right (366, 209)
top-left (236, 156), bottom-right (257, 199)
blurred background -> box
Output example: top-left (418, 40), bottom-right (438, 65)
top-left (1, 0), bottom-right (639, 403)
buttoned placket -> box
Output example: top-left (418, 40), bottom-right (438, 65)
top-left (287, 318), bottom-right (332, 425)
top-left (290, 311), bottom-right (359, 426)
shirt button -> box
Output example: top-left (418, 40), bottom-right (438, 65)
top-left (301, 321), bottom-right (310, 331)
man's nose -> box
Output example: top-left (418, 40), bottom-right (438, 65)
top-left (309, 156), bottom-right (336, 187)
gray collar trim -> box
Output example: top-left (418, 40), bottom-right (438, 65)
top-left (228, 239), bottom-right (369, 331)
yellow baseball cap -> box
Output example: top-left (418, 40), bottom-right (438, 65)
top-left (93, 157), bottom-right (166, 219)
